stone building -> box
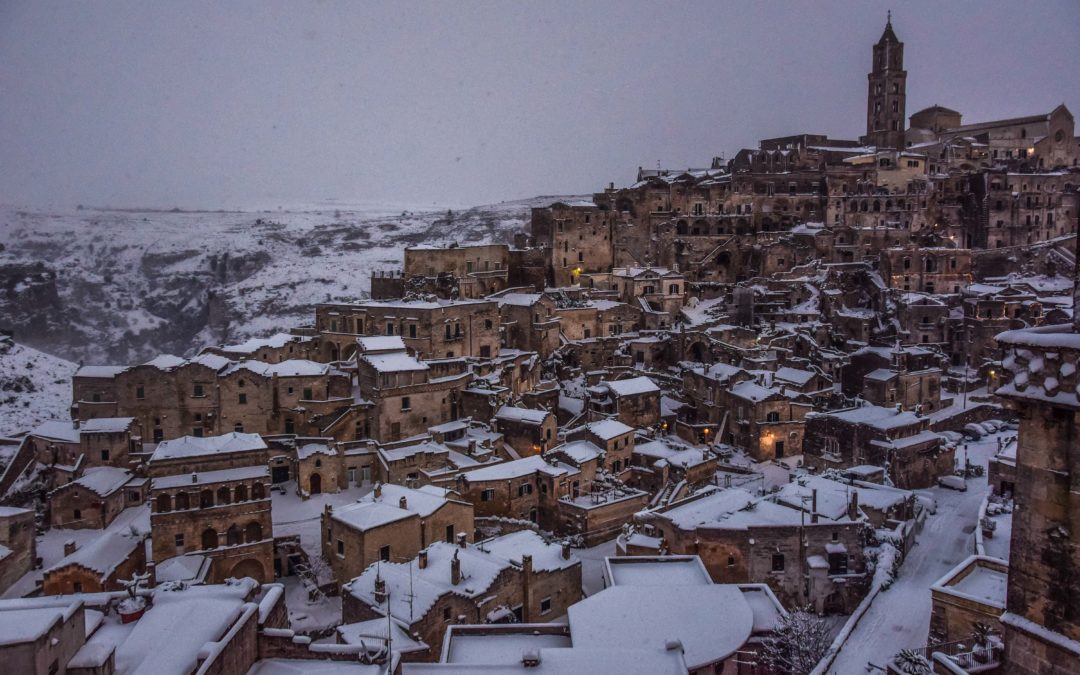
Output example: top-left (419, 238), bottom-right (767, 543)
top-left (0, 597), bottom-right (87, 675)
top-left (530, 200), bottom-right (614, 287)
top-left (862, 15), bottom-right (906, 150)
top-left (0, 506), bottom-right (35, 595)
top-left (322, 483), bottom-right (474, 584)
top-left (492, 405), bottom-right (556, 456)
top-left (495, 292), bottom-right (561, 358)
top-left (626, 485), bottom-right (869, 613)
top-left (879, 247), bottom-right (973, 295)
top-left (47, 466), bottom-right (142, 529)
top-left (803, 403), bottom-right (952, 489)
top-left (356, 347), bottom-right (471, 442)
top-left (27, 417), bottom-right (141, 472)
top-left (150, 465), bottom-right (273, 583)
top-left (42, 522), bottom-right (149, 595)
top-left (928, 555), bottom-right (1008, 646)
top-left (315, 298), bottom-right (501, 361)
top-left (146, 431), bottom-right (269, 476)
top-left (402, 243), bottom-right (511, 299)
top-left (586, 376), bottom-right (661, 428)
top-left (200, 332), bottom-right (317, 363)
top-left (994, 312), bottom-right (1080, 673)
top-left (343, 534), bottom-right (581, 661)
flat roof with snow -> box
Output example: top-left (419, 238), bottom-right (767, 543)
top-left (149, 432), bottom-right (268, 463)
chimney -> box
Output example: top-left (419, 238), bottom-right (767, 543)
top-left (399, 496), bottom-right (407, 510)
top-left (457, 532), bottom-right (467, 548)
top-left (468, 439), bottom-right (477, 455)
top-left (848, 490), bottom-right (860, 521)
top-left (561, 541), bottom-right (571, 560)
top-left (418, 549), bottom-right (428, 569)
top-left (522, 649), bottom-right (541, 667)
top-left (450, 551), bottom-right (461, 585)
top-left (374, 483), bottom-right (382, 499)
top-left (374, 575), bottom-right (387, 603)
top-left (63, 540), bottom-right (77, 556)
top-left (811, 489), bottom-right (819, 524)
top-left (191, 472), bottom-right (198, 483)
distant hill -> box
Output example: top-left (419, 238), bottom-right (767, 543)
top-left (0, 335), bottom-right (76, 438)
top-left (0, 196), bottom-right (585, 365)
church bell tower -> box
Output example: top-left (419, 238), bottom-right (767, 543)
top-left (864, 13), bottom-right (907, 149)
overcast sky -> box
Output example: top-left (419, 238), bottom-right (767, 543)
top-left (2, 1), bottom-right (1078, 210)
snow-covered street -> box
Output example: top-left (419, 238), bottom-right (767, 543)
top-left (826, 434), bottom-right (1008, 672)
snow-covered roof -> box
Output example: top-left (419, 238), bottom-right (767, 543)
top-left (357, 335), bottom-right (407, 353)
top-left (216, 332), bottom-right (307, 354)
top-left (586, 419), bottom-right (634, 440)
top-left (823, 404), bottom-right (924, 431)
top-left (142, 354), bottom-right (187, 370)
top-left (79, 417), bottom-right (136, 434)
top-left (602, 376), bottom-right (659, 397)
top-left (551, 440), bottom-right (603, 465)
top-left (496, 292), bottom-right (544, 307)
top-left (775, 475), bottom-right (910, 520)
top-left (494, 405), bottom-right (551, 425)
top-left (568, 584), bottom-right (753, 669)
top-left (346, 542), bottom-right (512, 621)
top-left (114, 579), bottom-right (259, 674)
top-left (331, 483), bottom-right (456, 532)
top-left (604, 555), bottom-right (712, 587)
top-left (337, 617), bottom-right (428, 654)
top-left (297, 442), bottom-right (335, 460)
top-left (150, 432), bottom-right (267, 463)
top-left (865, 368), bottom-right (897, 382)
top-left (461, 455), bottom-right (573, 482)
top-left (633, 439), bottom-right (710, 469)
top-left (478, 530), bottom-right (578, 572)
top-left (31, 419), bottom-right (81, 443)
top-left (773, 367), bottom-right (815, 386)
top-left (152, 465), bottom-right (269, 490)
top-left (360, 351), bottom-right (429, 373)
top-left (45, 515), bottom-right (147, 580)
top-left (0, 599), bottom-right (83, 647)
top-left (74, 365), bottom-right (127, 378)
top-left (60, 466), bottom-right (133, 497)
top-left (249, 660), bottom-right (385, 674)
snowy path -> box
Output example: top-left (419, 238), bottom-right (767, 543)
top-left (826, 435), bottom-right (1006, 673)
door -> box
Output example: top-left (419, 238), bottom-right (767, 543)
top-left (271, 465), bottom-right (290, 484)
top-left (310, 473), bottom-right (322, 495)
top-left (347, 467), bottom-right (356, 486)
top-left (775, 441), bottom-right (785, 459)
top-left (361, 466), bottom-right (371, 485)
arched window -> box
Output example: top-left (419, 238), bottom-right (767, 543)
top-left (235, 484), bottom-right (248, 502)
top-left (252, 482), bottom-right (265, 500)
top-left (156, 493), bottom-right (172, 513)
top-left (217, 486), bottom-right (231, 505)
top-left (245, 521), bottom-right (263, 543)
top-left (227, 524), bottom-right (243, 546)
top-left (201, 528), bottom-right (219, 550)
top-left (175, 492), bottom-right (190, 510)
top-left (200, 489), bottom-right (214, 509)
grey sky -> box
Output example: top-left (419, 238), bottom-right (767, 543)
top-left (2, 0), bottom-right (1078, 210)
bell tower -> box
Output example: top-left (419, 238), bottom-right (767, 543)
top-left (864, 12), bottom-right (907, 149)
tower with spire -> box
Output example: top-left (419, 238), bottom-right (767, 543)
top-left (864, 12), bottom-right (907, 149)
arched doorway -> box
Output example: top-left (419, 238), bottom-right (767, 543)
top-left (227, 524), bottom-right (243, 546)
top-left (245, 521), bottom-right (263, 543)
top-left (201, 528), bottom-right (219, 550)
top-left (309, 473), bottom-right (322, 495)
top-left (229, 558), bottom-right (266, 583)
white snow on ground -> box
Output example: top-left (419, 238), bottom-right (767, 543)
top-left (575, 537), bottom-right (618, 597)
top-left (0, 337), bottom-right (76, 439)
top-left (825, 431), bottom-right (1008, 673)
top-left (271, 480), bottom-right (375, 560)
top-left (281, 574), bottom-right (342, 634)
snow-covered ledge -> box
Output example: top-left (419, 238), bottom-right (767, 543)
top-left (995, 324), bottom-right (1080, 410)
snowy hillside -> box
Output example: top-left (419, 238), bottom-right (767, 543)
top-left (0, 336), bottom-right (76, 438)
top-left (0, 196), bottom-right (583, 365)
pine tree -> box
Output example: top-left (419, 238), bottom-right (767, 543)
top-left (761, 605), bottom-right (832, 675)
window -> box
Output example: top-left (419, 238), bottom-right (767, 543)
top-left (303, 387), bottom-right (313, 400)
top-left (175, 533), bottom-right (185, 548)
top-left (193, 383), bottom-right (204, 397)
top-left (446, 524), bottom-right (455, 543)
top-left (73, 509), bottom-right (82, 521)
top-left (728, 555), bottom-right (736, 568)
top-left (443, 607), bottom-right (452, 621)
top-left (540, 597), bottom-right (552, 615)
top-left (484, 319), bottom-right (493, 329)
top-left (409, 324), bottom-right (417, 338)
top-left (238, 393), bottom-right (247, 404)
top-left (100, 449), bottom-right (110, 461)
top-left (93, 393), bottom-right (101, 402)
top-left (385, 323), bottom-right (394, 336)
top-left (772, 554), bottom-right (785, 572)
top-left (481, 488), bottom-right (495, 502)
top-left (517, 483), bottom-right (533, 497)
top-left (766, 411), bottom-right (780, 423)
top-left (380, 545), bottom-right (391, 562)
top-left (337, 539), bottom-right (344, 557)
top-left (193, 427), bottom-right (204, 437)
top-left (136, 386), bottom-right (145, 399)
top-left (401, 396), bottom-right (411, 411)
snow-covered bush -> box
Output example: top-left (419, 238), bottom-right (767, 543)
top-left (761, 605), bottom-right (832, 675)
